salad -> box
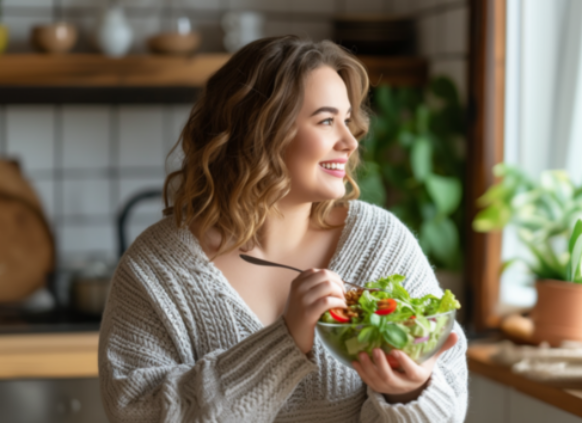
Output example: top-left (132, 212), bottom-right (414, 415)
top-left (317, 274), bottom-right (461, 367)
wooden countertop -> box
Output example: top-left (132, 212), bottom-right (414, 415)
top-left (8, 330), bottom-right (580, 419)
top-left (468, 343), bottom-right (582, 418)
top-left (0, 332), bottom-right (99, 379)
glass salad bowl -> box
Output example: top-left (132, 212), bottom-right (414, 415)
top-left (316, 309), bottom-right (456, 369)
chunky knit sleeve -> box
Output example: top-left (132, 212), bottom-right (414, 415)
top-left (355, 212), bottom-right (468, 423)
top-left (98, 255), bottom-right (318, 423)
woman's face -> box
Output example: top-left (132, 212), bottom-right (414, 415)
top-left (284, 66), bottom-right (358, 203)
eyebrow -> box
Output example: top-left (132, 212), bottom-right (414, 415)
top-left (310, 106), bottom-right (351, 117)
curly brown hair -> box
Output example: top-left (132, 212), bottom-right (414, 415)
top-left (163, 36), bottom-right (370, 258)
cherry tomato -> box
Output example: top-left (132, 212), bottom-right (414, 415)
top-left (375, 298), bottom-right (397, 315)
top-left (386, 353), bottom-right (400, 369)
top-left (329, 308), bottom-right (350, 323)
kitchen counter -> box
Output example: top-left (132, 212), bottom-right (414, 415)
top-left (3, 332), bottom-right (581, 418)
top-left (468, 343), bottom-right (582, 418)
top-left (0, 332), bottom-right (99, 379)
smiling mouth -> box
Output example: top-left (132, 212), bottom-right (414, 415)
top-left (319, 162), bottom-right (346, 171)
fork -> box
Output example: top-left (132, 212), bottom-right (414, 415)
top-left (239, 254), bottom-right (370, 291)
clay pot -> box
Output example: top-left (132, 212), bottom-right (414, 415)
top-left (31, 23), bottom-right (77, 54)
top-left (530, 279), bottom-right (582, 346)
top-left (147, 32), bottom-right (201, 55)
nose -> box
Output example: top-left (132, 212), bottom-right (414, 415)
top-left (337, 122), bottom-right (358, 154)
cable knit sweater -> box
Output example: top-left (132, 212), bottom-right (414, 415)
top-left (98, 200), bottom-right (468, 423)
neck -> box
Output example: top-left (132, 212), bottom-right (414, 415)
top-left (257, 198), bottom-right (315, 259)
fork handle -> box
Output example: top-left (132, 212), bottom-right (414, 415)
top-left (239, 254), bottom-right (363, 290)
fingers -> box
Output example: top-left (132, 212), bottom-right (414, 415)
top-left (303, 278), bottom-right (345, 305)
top-left (294, 269), bottom-right (345, 295)
top-left (353, 352), bottom-right (384, 387)
top-left (391, 350), bottom-right (423, 381)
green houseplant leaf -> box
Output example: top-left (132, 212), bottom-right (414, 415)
top-left (361, 77), bottom-right (466, 271)
top-left (473, 164), bottom-right (582, 282)
top-left (567, 219), bottom-right (582, 283)
top-left (426, 174), bottom-right (462, 216)
top-left (410, 137), bottom-right (432, 182)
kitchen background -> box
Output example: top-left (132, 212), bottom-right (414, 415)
top-left (0, 0), bottom-right (468, 269)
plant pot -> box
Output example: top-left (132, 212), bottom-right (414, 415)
top-left (530, 279), bottom-right (582, 346)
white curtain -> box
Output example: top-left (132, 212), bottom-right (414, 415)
top-left (501, 0), bottom-right (582, 309)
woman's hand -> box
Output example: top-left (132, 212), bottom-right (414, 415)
top-left (352, 332), bottom-right (459, 403)
top-left (283, 269), bottom-right (346, 354)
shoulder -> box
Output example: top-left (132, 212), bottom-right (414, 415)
top-left (343, 200), bottom-right (435, 290)
top-left (347, 199), bottom-right (415, 243)
top-left (117, 215), bottom-right (207, 277)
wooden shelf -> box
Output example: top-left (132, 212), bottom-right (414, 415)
top-left (468, 343), bottom-right (582, 418)
top-left (0, 53), bottom-right (231, 87)
top-left (0, 53), bottom-right (427, 103)
top-left (0, 332), bottom-right (99, 379)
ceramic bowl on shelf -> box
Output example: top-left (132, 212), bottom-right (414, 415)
top-left (316, 310), bottom-right (456, 369)
top-left (147, 32), bottom-right (201, 56)
top-left (30, 23), bottom-right (77, 54)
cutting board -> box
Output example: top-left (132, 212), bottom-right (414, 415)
top-left (0, 159), bottom-right (55, 302)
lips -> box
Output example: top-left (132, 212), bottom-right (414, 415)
top-left (319, 159), bottom-right (347, 178)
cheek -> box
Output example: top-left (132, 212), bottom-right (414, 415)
top-left (288, 127), bottom-right (328, 168)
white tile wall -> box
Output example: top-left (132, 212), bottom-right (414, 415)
top-left (30, 178), bottom-right (56, 223)
top-left (119, 177), bottom-right (166, 217)
top-left (118, 106), bottom-right (165, 168)
top-left (62, 106), bottom-right (110, 170)
top-left (3, 0), bottom-right (53, 6)
top-left (291, 21), bottom-right (333, 42)
top-left (389, 0), bottom-right (417, 16)
top-left (62, 178), bottom-right (110, 217)
top-left (263, 20), bottom-right (294, 38)
top-left (345, 0), bottom-right (385, 14)
top-left (6, 106), bottom-right (55, 172)
top-left (60, 0), bottom-right (99, 8)
top-left (181, 0), bottom-right (224, 11)
top-left (442, 6), bottom-right (468, 54)
top-left (226, 0), bottom-right (289, 12)
top-left (417, 14), bottom-right (442, 57)
top-left (291, 0), bottom-right (335, 14)
top-left (58, 223), bottom-right (116, 259)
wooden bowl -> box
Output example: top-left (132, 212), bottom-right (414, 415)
top-left (147, 32), bottom-right (201, 55)
top-left (31, 23), bottom-right (77, 54)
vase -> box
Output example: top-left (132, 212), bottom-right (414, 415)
top-left (530, 279), bottom-right (582, 346)
top-left (0, 24), bottom-right (9, 54)
top-left (95, 5), bottom-right (133, 57)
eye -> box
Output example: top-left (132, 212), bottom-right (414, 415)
top-left (320, 118), bottom-right (333, 125)
top-left (345, 118), bottom-right (352, 125)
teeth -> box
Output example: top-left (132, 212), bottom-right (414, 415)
top-left (320, 162), bottom-right (345, 171)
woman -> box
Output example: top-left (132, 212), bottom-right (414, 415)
top-left (99, 36), bottom-right (468, 422)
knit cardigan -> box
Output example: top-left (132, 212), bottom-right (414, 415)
top-left (98, 200), bottom-right (468, 422)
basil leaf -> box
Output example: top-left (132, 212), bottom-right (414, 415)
top-left (382, 323), bottom-right (408, 349)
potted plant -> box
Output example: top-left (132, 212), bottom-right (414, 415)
top-left (357, 78), bottom-right (466, 307)
top-left (473, 163), bottom-right (582, 345)
top-left (0, 0), bottom-right (9, 54)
